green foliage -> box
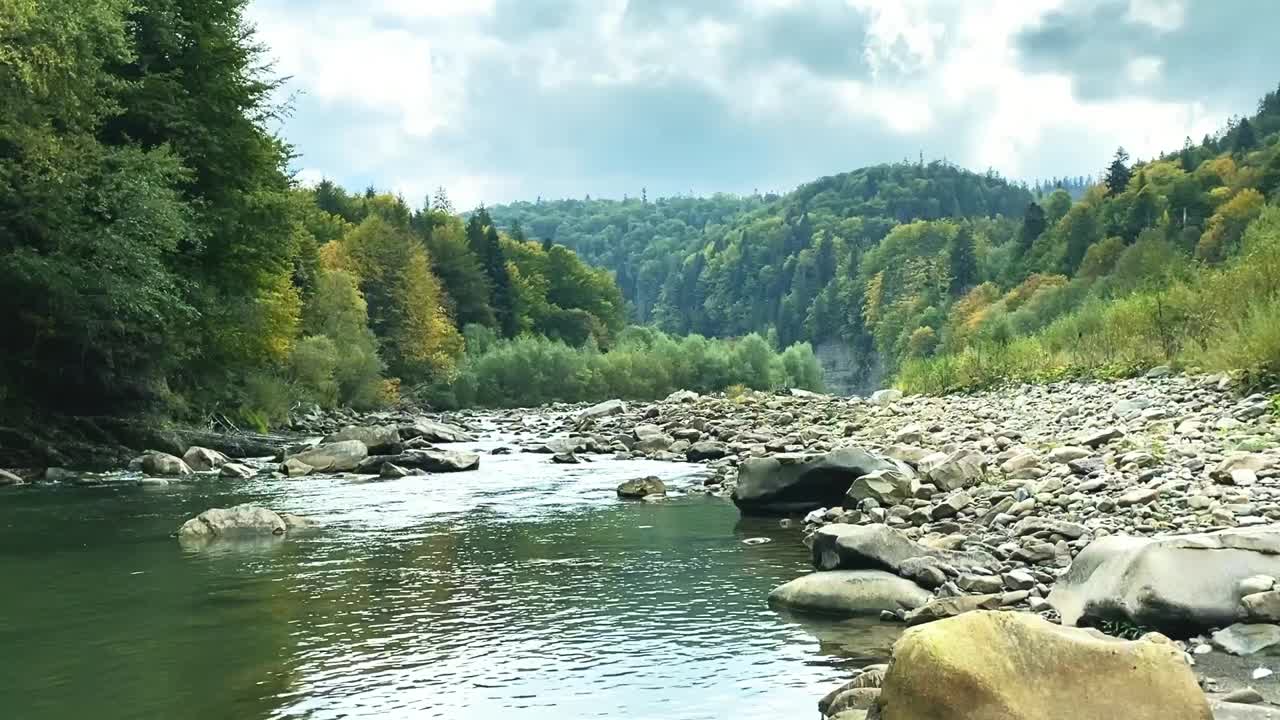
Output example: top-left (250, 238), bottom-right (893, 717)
top-left (419, 329), bottom-right (823, 409)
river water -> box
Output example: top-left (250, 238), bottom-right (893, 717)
top-left (0, 440), bottom-right (897, 719)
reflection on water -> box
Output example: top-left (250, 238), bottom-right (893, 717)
top-left (0, 447), bottom-right (896, 719)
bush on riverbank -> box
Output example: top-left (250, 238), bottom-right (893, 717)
top-left (418, 328), bottom-right (824, 409)
top-left (898, 205), bottom-right (1280, 394)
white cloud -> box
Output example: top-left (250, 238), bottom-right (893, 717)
top-left (248, 0), bottom-right (1260, 205)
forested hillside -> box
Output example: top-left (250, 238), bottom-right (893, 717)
top-left (490, 163), bottom-right (1032, 380)
top-left (897, 98), bottom-right (1280, 393)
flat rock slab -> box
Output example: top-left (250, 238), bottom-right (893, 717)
top-left (812, 523), bottom-right (997, 574)
top-left (767, 570), bottom-right (930, 617)
top-left (1048, 526), bottom-right (1280, 635)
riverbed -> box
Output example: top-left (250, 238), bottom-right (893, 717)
top-left (0, 441), bottom-right (896, 719)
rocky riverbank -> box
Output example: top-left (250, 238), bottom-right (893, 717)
top-left (5, 373), bottom-right (1280, 716)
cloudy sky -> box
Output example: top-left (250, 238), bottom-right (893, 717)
top-left (248, 0), bottom-right (1279, 209)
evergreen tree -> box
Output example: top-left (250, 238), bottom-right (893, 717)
top-left (483, 225), bottom-right (518, 337)
top-left (1105, 147), bottom-right (1132, 196)
top-left (1019, 202), bottom-right (1048, 251)
top-left (1233, 118), bottom-right (1257, 153)
top-left (947, 226), bottom-right (978, 296)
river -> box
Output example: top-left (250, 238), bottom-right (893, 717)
top-left (0, 439), bottom-right (898, 719)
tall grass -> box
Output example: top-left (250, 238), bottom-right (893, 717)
top-left (899, 206), bottom-right (1280, 394)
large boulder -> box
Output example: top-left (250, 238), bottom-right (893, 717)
top-left (846, 470), bottom-right (913, 505)
top-left (767, 570), bottom-right (931, 617)
top-left (182, 446), bottom-right (229, 472)
top-left (578, 399), bottom-right (626, 420)
top-left (286, 440), bottom-right (368, 472)
top-left (399, 419), bottom-right (475, 443)
top-left (177, 504), bottom-right (287, 540)
top-left (323, 425), bottom-right (402, 454)
top-left (142, 452), bottom-right (193, 477)
top-left (876, 611), bottom-right (1211, 720)
top-left (1048, 526), bottom-right (1280, 634)
top-left (812, 523), bottom-right (997, 574)
top-left (869, 389), bottom-right (903, 407)
top-left (922, 449), bottom-right (985, 491)
top-left (732, 447), bottom-right (894, 515)
top-left (686, 440), bottom-right (729, 462)
top-left (617, 476), bottom-right (666, 498)
top-left (357, 449), bottom-right (479, 473)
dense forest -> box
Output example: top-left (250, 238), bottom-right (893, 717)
top-left (0, 0), bottom-right (822, 426)
top-left (488, 164), bottom-right (1031, 370)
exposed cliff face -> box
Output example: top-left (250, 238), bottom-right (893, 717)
top-left (814, 340), bottom-right (881, 396)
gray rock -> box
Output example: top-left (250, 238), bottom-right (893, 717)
top-left (847, 470), bottom-right (913, 506)
top-left (1047, 446), bottom-right (1091, 464)
top-left (1211, 623), bottom-right (1280, 656)
top-left (1117, 488), bottom-right (1160, 507)
top-left (930, 490), bottom-right (973, 520)
top-left (380, 462), bottom-right (414, 479)
top-left (957, 573), bottom-right (1004, 594)
top-left (732, 447), bottom-right (894, 515)
top-left (1012, 517), bottom-right (1088, 540)
top-left (686, 440), bottom-right (728, 462)
top-left (142, 452), bottom-right (193, 477)
top-left (812, 523), bottom-right (997, 574)
top-left (767, 570), bottom-right (930, 617)
top-left (618, 476), bottom-right (666, 498)
top-left (177, 504), bottom-right (288, 540)
top-left (0, 469), bottom-right (26, 486)
top-left (287, 440), bottom-right (368, 472)
top-left (1080, 427), bottom-right (1124, 448)
top-left (552, 452), bottom-right (580, 464)
top-left (1242, 590), bottom-right (1280, 623)
top-left (357, 449), bottom-right (479, 473)
top-left (182, 446), bottom-right (229, 472)
top-left (218, 462), bottom-right (254, 480)
top-left (323, 425), bottom-right (402, 454)
top-left (400, 419), bottom-right (475, 443)
top-left (578, 399), bottom-right (626, 419)
top-left (903, 593), bottom-right (1003, 626)
top-left (281, 458), bottom-right (313, 477)
top-left (923, 450), bottom-right (985, 492)
top-left (1049, 527), bottom-right (1280, 634)
top-left (1220, 688), bottom-right (1265, 705)
top-left (869, 389), bottom-right (903, 407)
top-left (1213, 454), bottom-right (1277, 483)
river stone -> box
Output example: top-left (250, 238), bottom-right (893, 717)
top-left (877, 611), bottom-right (1211, 720)
top-left (884, 444), bottom-right (932, 466)
top-left (287, 440), bottom-right (368, 472)
top-left (142, 452), bottom-right (193, 477)
top-left (634, 433), bottom-right (674, 453)
top-left (812, 523), bottom-right (997, 574)
top-left (618, 476), bottom-right (665, 498)
top-left (578, 399), bottom-right (626, 420)
top-left (182, 446), bottom-right (229, 472)
top-left (281, 458), bottom-right (313, 477)
top-left (1211, 623), bottom-right (1280, 656)
top-left (869, 389), bottom-right (903, 407)
top-left (828, 688), bottom-right (880, 715)
top-left (732, 447), bottom-right (894, 515)
top-left (1242, 590), bottom-right (1280, 623)
top-left (399, 419), bottom-right (475, 443)
top-left (847, 470), bottom-right (913, 506)
top-left (923, 450), bottom-right (985, 491)
top-left (685, 440), bottom-right (728, 462)
top-left (767, 570), bottom-right (930, 617)
top-left (1046, 446), bottom-right (1091, 464)
top-left (1012, 517), bottom-right (1087, 540)
top-left (1213, 454), bottom-right (1277, 483)
top-left (323, 425), bottom-right (402, 454)
top-left (177, 504), bottom-right (287, 540)
top-left (903, 593), bottom-right (1003, 626)
top-left (403, 449), bottom-right (479, 472)
top-left (1079, 426), bottom-right (1124, 448)
top-left (219, 462), bottom-right (254, 480)
top-left (1048, 526), bottom-right (1280, 634)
